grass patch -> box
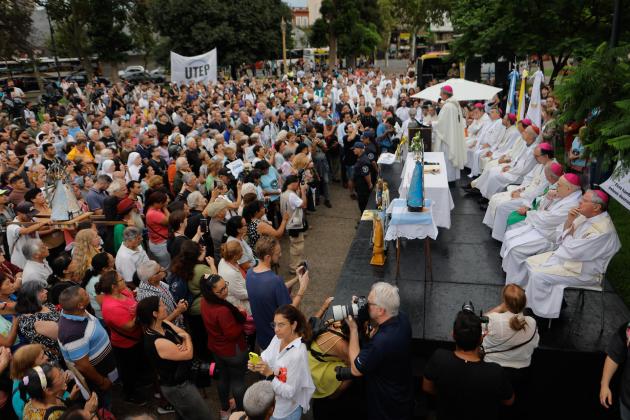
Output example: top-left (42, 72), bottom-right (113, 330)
top-left (607, 199), bottom-right (630, 306)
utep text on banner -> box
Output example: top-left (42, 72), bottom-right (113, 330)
top-left (170, 49), bottom-right (217, 84)
top-left (601, 162), bottom-right (630, 211)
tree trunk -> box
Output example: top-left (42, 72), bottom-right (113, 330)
top-left (549, 55), bottom-right (569, 88)
top-left (80, 54), bottom-right (94, 79)
top-left (410, 26), bottom-right (418, 61)
top-left (328, 32), bottom-right (337, 69)
top-left (384, 30), bottom-right (390, 68)
top-left (29, 53), bottom-right (45, 92)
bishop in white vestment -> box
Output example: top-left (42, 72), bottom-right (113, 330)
top-left (525, 190), bottom-right (621, 319)
top-left (501, 174), bottom-right (583, 285)
top-left (432, 85), bottom-right (466, 182)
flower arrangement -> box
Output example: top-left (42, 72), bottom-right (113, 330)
top-left (409, 132), bottom-right (424, 159)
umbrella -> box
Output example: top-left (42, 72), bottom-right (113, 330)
top-left (411, 78), bottom-right (502, 102)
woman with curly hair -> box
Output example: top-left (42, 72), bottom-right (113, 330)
top-left (71, 229), bottom-right (101, 282)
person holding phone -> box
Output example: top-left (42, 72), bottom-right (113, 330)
top-left (200, 273), bottom-right (248, 419)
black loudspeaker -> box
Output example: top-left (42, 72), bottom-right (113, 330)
top-left (495, 61), bottom-right (509, 86)
top-left (465, 57), bottom-right (481, 82)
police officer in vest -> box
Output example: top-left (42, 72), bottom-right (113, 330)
top-left (361, 132), bottom-right (378, 185)
top-left (350, 141), bottom-right (373, 215)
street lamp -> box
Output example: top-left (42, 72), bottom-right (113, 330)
top-left (281, 17), bottom-right (287, 75)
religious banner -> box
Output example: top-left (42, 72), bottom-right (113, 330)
top-left (525, 70), bottom-right (544, 127)
top-left (170, 49), bottom-right (217, 84)
top-left (601, 162), bottom-right (630, 211)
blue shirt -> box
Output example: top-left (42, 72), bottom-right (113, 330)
top-left (355, 313), bottom-right (413, 420)
top-left (260, 167), bottom-right (281, 203)
top-left (246, 269), bottom-right (291, 349)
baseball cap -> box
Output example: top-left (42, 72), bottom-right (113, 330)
top-left (352, 142), bottom-right (365, 149)
top-left (16, 201), bottom-right (39, 218)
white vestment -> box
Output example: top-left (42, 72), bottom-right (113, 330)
top-left (472, 135), bottom-right (526, 189)
top-left (478, 141), bottom-right (538, 199)
top-left (433, 97), bottom-right (466, 182)
top-left (480, 125), bottom-right (520, 172)
top-left (483, 163), bottom-right (551, 240)
top-left (500, 189), bottom-right (582, 285)
top-left (525, 212), bottom-right (621, 318)
top-left (469, 119), bottom-right (506, 176)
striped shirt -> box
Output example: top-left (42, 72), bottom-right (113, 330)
top-left (58, 311), bottom-right (117, 381)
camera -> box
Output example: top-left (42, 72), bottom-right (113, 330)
top-left (299, 260), bottom-right (308, 272)
top-left (462, 301), bottom-right (489, 324)
top-left (331, 296), bottom-right (369, 323)
top-left (335, 366), bottom-right (355, 381)
top-left (190, 359), bottom-right (220, 381)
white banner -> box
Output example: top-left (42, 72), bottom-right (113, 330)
top-left (170, 49), bottom-right (217, 85)
top-left (601, 162), bottom-right (630, 211)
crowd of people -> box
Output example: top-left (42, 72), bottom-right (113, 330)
top-left (0, 61), bottom-right (624, 420)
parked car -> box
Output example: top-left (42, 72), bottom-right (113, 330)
top-left (65, 71), bottom-right (111, 87)
top-left (121, 71), bottom-right (165, 84)
top-left (118, 65), bottom-right (145, 78)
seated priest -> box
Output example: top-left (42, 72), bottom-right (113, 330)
top-left (484, 153), bottom-right (560, 241)
top-left (468, 118), bottom-right (531, 192)
top-left (501, 173), bottom-right (583, 285)
top-left (465, 103), bottom-right (490, 149)
top-left (467, 107), bottom-right (506, 178)
top-left (524, 190), bottom-right (621, 319)
top-left (477, 125), bottom-right (540, 201)
top-left (478, 113), bottom-right (521, 174)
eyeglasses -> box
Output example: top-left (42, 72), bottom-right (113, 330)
top-left (216, 281), bottom-right (229, 294)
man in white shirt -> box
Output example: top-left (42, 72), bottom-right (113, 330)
top-left (6, 202), bottom-right (49, 269)
top-left (280, 175), bottom-right (308, 274)
top-left (21, 239), bottom-right (52, 286)
top-left (115, 226), bottom-right (150, 285)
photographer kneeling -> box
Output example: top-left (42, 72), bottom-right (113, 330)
top-left (422, 308), bottom-right (515, 420)
top-left (136, 296), bottom-right (213, 420)
top-left (345, 282), bottom-right (413, 420)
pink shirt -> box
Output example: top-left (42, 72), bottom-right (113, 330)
top-left (101, 289), bottom-right (142, 348)
top-left (146, 208), bottom-right (168, 244)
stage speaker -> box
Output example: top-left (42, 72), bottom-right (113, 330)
top-left (465, 57), bottom-right (481, 82)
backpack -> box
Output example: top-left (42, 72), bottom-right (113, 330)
top-left (166, 273), bottom-right (198, 306)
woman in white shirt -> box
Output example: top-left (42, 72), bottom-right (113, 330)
top-left (218, 241), bottom-right (250, 314)
top-left (248, 305), bottom-right (315, 420)
top-left (483, 284), bottom-right (539, 410)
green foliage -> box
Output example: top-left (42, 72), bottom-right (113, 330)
top-left (555, 43), bottom-right (630, 170)
top-left (128, 0), bottom-right (157, 67)
top-left (313, 0), bottom-right (383, 61)
top-left (87, 0), bottom-right (131, 65)
top-left (607, 199), bottom-right (630, 308)
top-left (450, 0), bottom-right (630, 85)
top-left (0, 0), bottom-right (35, 59)
top-left (392, 0), bottom-right (449, 32)
top-left (309, 18), bottom-right (329, 48)
top-left (149, 0), bottom-right (292, 68)
top-left (46, 0), bottom-right (133, 74)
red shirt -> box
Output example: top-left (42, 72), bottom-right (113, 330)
top-left (146, 208), bottom-right (168, 244)
top-left (101, 289), bottom-right (142, 348)
top-left (201, 299), bottom-right (246, 357)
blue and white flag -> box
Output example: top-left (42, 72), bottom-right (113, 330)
top-left (506, 69), bottom-right (519, 115)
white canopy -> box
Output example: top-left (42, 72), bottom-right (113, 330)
top-left (412, 78), bottom-right (503, 102)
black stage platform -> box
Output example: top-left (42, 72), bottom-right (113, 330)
top-left (333, 161), bottom-right (629, 419)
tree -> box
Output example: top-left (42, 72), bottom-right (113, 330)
top-left (391, 0), bottom-right (450, 60)
top-left (310, 0), bottom-right (383, 68)
top-left (149, 0), bottom-right (292, 76)
top-left (450, 0), bottom-right (630, 86)
top-left (0, 0), bottom-right (35, 62)
top-left (555, 43), bottom-right (630, 173)
top-left (128, 0), bottom-right (157, 68)
top-left (45, 0), bottom-right (133, 78)
top-left (87, 0), bottom-right (131, 77)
